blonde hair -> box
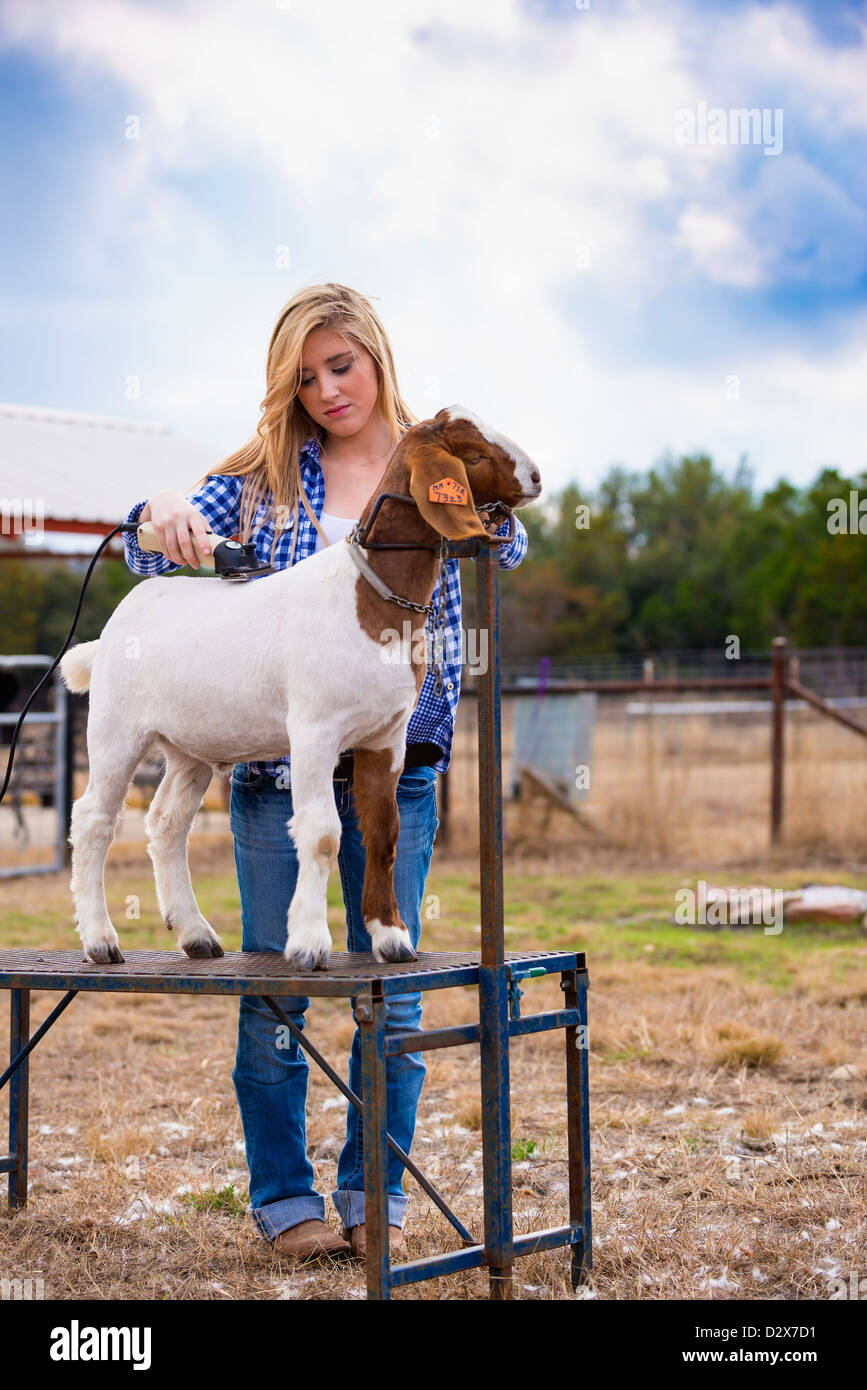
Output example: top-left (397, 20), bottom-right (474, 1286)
top-left (192, 282), bottom-right (418, 567)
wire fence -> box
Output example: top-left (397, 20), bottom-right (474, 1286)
top-left (3, 645), bottom-right (867, 872)
top-left (444, 646), bottom-right (867, 864)
top-left (501, 647), bottom-right (867, 698)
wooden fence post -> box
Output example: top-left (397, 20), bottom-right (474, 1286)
top-left (770, 637), bottom-right (787, 845)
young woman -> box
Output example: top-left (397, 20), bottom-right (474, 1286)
top-left (122, 282), bottom-right (529, 1262)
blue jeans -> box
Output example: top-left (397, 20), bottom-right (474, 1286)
top-left (229, 760), bottom-right (439, 1239)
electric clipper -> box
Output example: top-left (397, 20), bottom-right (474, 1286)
top-left (133, 522), bottom-right (276, 582)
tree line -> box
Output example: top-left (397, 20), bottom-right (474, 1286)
top-left (3, 454), bottom-right (867, 661)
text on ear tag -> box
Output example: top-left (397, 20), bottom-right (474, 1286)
top-left (428, 477), bottom-right (468, 505)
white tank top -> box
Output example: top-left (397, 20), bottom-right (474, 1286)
top-left (315, 509), bottom-right (358, 553)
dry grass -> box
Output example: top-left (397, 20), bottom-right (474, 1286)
top-left (6, 694), bottom-right (867, 877)
top-left (1, 839), bottom-right (866, 1301)
top-left (710, 1021), bottom-right (785, 1070)
top-left (440, 696), bottom-right (867, 866)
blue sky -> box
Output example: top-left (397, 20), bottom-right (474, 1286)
top-left (0, 0), bottom-right (865, 501)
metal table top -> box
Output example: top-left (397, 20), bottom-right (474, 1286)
top-left (0, 948), bottom-right (584, 998)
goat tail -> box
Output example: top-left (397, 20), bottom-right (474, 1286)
top-left (58, 640), bottom-right (100, 693)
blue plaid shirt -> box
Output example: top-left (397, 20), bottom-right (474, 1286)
top-left (122, 432), bottom-right (528, 777)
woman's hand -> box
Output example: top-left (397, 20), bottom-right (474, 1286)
top-left (478, 508), bottom-right (504, 535)
top-left (145, 490), bottom-right (213, 569)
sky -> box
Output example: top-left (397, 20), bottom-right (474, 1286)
top-left (0, 0), bottom-right (865, 504)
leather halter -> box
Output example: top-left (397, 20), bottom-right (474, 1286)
top-left (345, 493), bottom-right (515, 615)
top-left (344, 493), bottom-right (516, 697)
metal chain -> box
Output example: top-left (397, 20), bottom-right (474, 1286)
top-left (350, 500), bottom-right (510, 697)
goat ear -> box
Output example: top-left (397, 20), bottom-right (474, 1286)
top-left (406, 443), bottom-right (489, 540)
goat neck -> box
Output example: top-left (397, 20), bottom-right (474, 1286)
top-left (352, 447), bottom-right (441, 602)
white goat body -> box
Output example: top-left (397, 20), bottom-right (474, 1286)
top-left (59, 407), bottom-right (541, 971)
top-left (89, 538), bottom-right (418, 767)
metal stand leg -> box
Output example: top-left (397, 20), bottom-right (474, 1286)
top-left (563, 967), bottom-right (592, 1286)
top-left (479, 964), bottom-right (513, 1298)
top-left (8, 989), bottom-right (30, 1209)
top-left (358, 986), bottom-right (390, 1300)
top-left (475, 541), bottom-right (514, 1299)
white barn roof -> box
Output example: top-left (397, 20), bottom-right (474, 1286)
top-left (0, 403), bottom-right (217, 526)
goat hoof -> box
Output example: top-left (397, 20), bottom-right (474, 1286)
top-left (371, 926), bottom-right (417, 964)
top-left (285, 944), bottom-right (330, 972)
top-left (183, 938), bottom-right (224, 960)
top-left (383, 940), bottom-right (417, 964)
top-left (86, 942), bottom-right (125, 965)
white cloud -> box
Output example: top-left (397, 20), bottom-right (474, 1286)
top-left (675, 204), bottom-right (767, 287)
top-left (575, 318), bottom-right (867, 489)
top-left (707, 3), bottom-right (867, 133)
top-left (0, 0), bottom-right (864, 493)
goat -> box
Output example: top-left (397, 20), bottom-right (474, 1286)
top-left (58, 407), bottom-right (542, 970)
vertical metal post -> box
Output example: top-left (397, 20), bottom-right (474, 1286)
top-left (358, 985), bottom-right (390, 1300)
top-left (476, 543), bottom-right (513, 1299)
top-left (477, 550), bottom-right (505, 966)
top-left (8, 989), bottom-right (30, 1209)
top-left (770, 636), bottom-right (787, 845)
top-left (563, 967), bottom-right (592, 1286)
top-left (478, 964), bottom-right (513, 1298)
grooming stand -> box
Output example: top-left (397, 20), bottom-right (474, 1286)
top-left (1, 539), bottom-right (591, 1299)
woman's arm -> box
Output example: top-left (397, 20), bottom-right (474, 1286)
top-left (122, 474), bottom-right (246, 577)
top-left (473, 512), bottom-right (529, 571)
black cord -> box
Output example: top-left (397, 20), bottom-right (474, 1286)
top-left (0, 523), bottom-right (137, 805)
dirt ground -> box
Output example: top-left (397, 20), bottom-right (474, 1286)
top-left (1, 833), bottom-right (865, 1302)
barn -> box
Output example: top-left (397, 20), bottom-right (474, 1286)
top-left (0, 402), bottom-right (214, 562)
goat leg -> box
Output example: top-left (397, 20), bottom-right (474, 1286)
top-left (352, 747), bottom-right (418, 964)
top-left (284, 733), bottom-right (343, 970)
top-left (144, 751), bottom-right (224, 959)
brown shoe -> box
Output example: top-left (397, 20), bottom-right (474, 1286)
top-left (342, 1222), bottom-right (408, 1261)
top-left (273, 1218), bottom-right (352, 1261)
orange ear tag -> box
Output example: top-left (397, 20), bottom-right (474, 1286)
top-left (428, 477), bottom-right (468, 505)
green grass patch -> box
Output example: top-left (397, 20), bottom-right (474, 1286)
top-left (181, 1183), bottom-right (248, 1216)
top-left (511, 1136), bottom-right (549, 1161)
top-left (424, 866), bottom-right (867, 994)
top-left (3, 861), bottom-right (866, 999)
